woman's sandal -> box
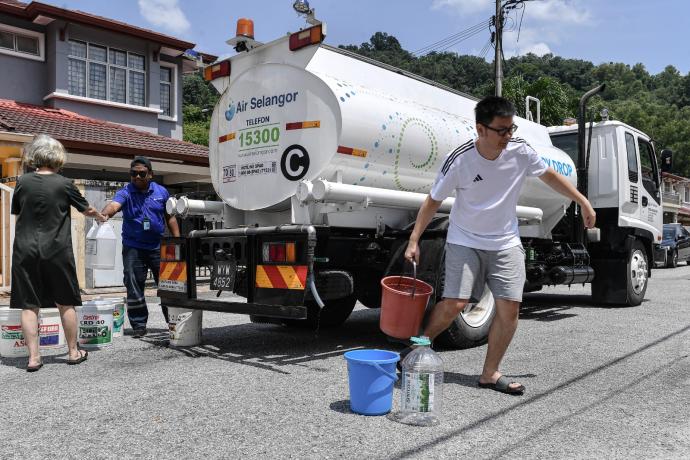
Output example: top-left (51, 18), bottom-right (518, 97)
top-left (478, 375), bottom-right (525, 395)
top-left (26, 360), bottom-right (43, 372)
top-left (66, 349), bottom-right (88, 365)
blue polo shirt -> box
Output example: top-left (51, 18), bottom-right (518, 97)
top-left (113, 182), bottom-right (169, 250)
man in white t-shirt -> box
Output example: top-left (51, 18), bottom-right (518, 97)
top-left (404, 96), bottom-right (596, 395)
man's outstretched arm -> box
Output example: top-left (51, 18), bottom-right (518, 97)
top-left (539, 168), bottom-right (596, 228)
top-left (405, 195), bottom-right (444, 263)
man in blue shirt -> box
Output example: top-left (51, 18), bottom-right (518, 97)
top-left (102, 156), bottom-right (180, 337)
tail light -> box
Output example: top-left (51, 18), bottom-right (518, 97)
top-left (203, 60), bottom-right (231, 81)
top-left (262, 242), bottom-right (297, 263)
top-left (289, 24), bottom-right (325, 51)
top-left (161, 242), bottom-right (182, 261)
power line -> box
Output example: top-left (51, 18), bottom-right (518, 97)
top-left (478, 40), bottom-right (493, 60)
top-left (413, 19), bottom-right (491, 56)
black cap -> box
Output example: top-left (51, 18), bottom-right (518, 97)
top-left (131, 156), bottom-right (152, 171)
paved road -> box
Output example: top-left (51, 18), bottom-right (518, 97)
top-left (1, 266), bottom-right (689, 459)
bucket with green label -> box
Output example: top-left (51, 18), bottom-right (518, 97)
top-left (106, 297), bottom-right (126, 338)
top-left (77, 301), bottom-right (113, 349)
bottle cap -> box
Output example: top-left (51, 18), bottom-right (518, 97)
top-left (410, 336), bottom-right (431, 346)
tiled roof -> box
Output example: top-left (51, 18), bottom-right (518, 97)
top-left (0, 1), bottom-right (27, 7)
top-left (0, 99), bottom-right (208, 165)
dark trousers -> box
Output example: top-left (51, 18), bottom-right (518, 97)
top-left (123, 245), bottom-right (168, 330)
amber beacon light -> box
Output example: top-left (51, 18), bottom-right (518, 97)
top-left (236, 18), bottom-right (254, 39)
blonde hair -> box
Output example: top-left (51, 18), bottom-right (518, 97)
top-left (23, 134), bottom-right (67, 170)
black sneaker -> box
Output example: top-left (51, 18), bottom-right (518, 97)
top-left (132, 328), bottom-right (148, 338)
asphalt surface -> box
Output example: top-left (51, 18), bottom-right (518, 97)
top-left (1, 265), bottom-right (689, 459)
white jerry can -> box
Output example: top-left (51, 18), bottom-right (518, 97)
top-left (85, 221), bottom-right (117, 270)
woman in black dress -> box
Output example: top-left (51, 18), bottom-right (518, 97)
top-left (11, 135), bottom-right (106, 371)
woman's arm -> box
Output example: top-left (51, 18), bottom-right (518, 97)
top-left (83, 206), bottom-right (108, 222)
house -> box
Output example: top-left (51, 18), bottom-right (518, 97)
top-left (660, 171), bottom-right (690, 226)
top-left (0, 0), bottom-right (217, 290)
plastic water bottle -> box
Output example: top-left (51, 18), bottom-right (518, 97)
top-left (389, 336), bottom-right (444, 426)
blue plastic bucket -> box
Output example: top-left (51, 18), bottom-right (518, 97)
top-left (344, 349), bottom-right (400, 415)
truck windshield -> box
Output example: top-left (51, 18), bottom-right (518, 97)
top-left (550, 133), bottom-right (578, 167)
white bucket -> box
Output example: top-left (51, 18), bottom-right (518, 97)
top-left (168, 307), bottom-right (202, 347)
top-left (0, 307), bottom-right (66, 358)
top-left (95, 297), bottom-right (126, 338)
top-left (77, 301), bottom-right (114, 349)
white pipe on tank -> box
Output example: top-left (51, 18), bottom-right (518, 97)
top-left (175, 197), bottom-right (225, 218)
top-left (166, 197), bottom-right (178, 216)
top-left (305, 179), bottom-right (543, 222)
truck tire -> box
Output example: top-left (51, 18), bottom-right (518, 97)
top-left (666, 249), bottom-right (678, 268)
top-left (283, 295), bottom-right (357, 329)
top-left (434, 264), bottom-right (495, 349)
top-left (627, 240), bottom-right (648, 306)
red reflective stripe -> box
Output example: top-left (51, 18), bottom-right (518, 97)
top-left (263, 265), bottom-right (288, 289)
top-left (286, 122), bottom-right (302, 130)
top-left (169, 262), bottom-right (186, 281)
top-left (337, 145), bottom-right (352, 155)
top-left (294, 265), bottom-right (308, 286)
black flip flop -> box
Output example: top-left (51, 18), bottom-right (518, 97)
top-left (478, 375), bottom-right (525, 395)
top-left (66, 349), bottom-right (88, 365)
top-left (26, 361), bottom-right (43, 372)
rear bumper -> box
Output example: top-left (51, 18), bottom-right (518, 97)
top-left (159, 296), bottom-right (307, 319)
top-left (158, 224), bottom-right (320, 318)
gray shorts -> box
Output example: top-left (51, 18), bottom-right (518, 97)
top-left (443, 243), bottom-right (526, 302)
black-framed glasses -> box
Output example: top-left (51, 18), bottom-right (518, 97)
top-left (130, 170), bottom-right (148, 179)
top-left (480, 123), bottom-right (518, 136)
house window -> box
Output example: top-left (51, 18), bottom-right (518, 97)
top-left (0, 24), bottom-right (45, 61)
top-left (685, 187), bottom-right (690, 203)
top-left (159, 64), bottom-right (176, 118)
top-left (68, 39), bottom-right (146, 107)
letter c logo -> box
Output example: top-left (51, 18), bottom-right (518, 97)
top-left (280, 144), bottom-right (310, 181)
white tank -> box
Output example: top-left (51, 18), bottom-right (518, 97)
top-left (209, 41), bottom-right (576, 235)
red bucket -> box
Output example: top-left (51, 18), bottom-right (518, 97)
top-left (379, 275), bottom-right (434, 339)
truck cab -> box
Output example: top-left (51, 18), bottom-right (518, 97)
top-left (548, 121), bottom-right (663, 304)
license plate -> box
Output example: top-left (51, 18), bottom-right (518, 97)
top-left (211, 260), bottom-right (237, 291)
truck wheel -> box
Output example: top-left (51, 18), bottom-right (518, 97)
top-left (627, 240), bottom-right (648, 306)
top-left (666, 249), bottom-right (678, 268)
top-left (283, 295), bottom-right (357, 329)
top-left (435, 273), bottom-right (496, 350)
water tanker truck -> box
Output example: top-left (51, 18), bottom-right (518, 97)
top-left (159, 17), bottom-right (663, 348)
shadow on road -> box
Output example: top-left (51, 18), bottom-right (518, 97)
top-left (140, 308), bottom-right (406, 375)
top-left (329, 399), bottom-right (353, 414)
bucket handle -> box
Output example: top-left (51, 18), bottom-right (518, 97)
top-left (396, 260), bottom-right (417, 298)
top-left (366, 361), bottom-right (399, 382)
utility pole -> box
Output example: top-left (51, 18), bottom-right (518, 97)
top-left (494, 0), bottom-right (503, 96)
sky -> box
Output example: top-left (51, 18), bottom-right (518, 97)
top-left (43, 0), bottom-right (689, 75)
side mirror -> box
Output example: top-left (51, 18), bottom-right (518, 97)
top-left (660, 149), bottom-right (673, 173)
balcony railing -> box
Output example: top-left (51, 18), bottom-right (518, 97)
top-left (662, 192), bottom-right (681, 206)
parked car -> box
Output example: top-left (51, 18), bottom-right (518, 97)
top-left (654, 223), bottom-right (690, 268)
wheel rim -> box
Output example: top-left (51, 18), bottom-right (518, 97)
top-left (673, 251), bottom-right (678, 265)
top-left (630, 249), bottom-right (648, 295)
top-left (461, 286), bottom-right (495, 328)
